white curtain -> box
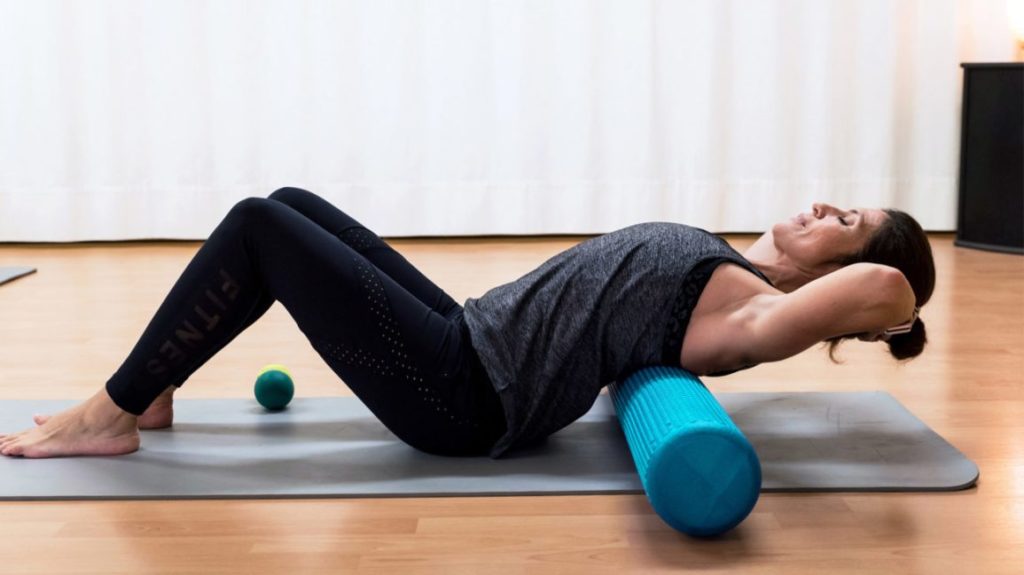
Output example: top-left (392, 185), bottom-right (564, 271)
top-left (0, 0), bottom-right (1018, 242)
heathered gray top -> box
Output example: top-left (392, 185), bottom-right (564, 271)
top-left (463, 222), bottom-right (774, 458)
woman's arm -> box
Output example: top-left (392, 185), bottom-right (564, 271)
top-left (733, 263), bottom-right (916, 365)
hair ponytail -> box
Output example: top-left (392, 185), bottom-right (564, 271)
top-left (887, 317), bottom-right (927, 360)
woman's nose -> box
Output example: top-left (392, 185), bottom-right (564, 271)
top-left (813, 203), bottom-right (849, 221)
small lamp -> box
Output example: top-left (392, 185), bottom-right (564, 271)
top-left (1009, 0), bottom-right (1024, 59)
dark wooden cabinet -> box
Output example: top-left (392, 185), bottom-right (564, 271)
top-left (956, 63), bottom-right (1023, 254)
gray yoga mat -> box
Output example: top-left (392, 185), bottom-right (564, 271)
top-left (0, 266), bottom-right (36, 286)
top-left (0, 391), bottom-right (978, 500)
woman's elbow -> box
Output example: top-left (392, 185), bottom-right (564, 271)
top-left (878, 268), bottom-right (917, 320)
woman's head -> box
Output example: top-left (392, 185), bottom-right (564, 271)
top-left (748, 202), bottom-right (935, 360)
top-left (821, 207), bottom-right (936, 362)
top-left (770, 203), bottom-right (891, 276)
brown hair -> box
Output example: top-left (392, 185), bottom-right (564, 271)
top-left (824, 209), bottom-right (935, 362)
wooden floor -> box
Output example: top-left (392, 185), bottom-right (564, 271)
top-left (0, 233), bottom-right (1021, 574)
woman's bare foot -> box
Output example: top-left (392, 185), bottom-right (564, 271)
top-left (1, 388), bottom-right (140, 458)
top-left (34, 385), bottom-right (175, 430)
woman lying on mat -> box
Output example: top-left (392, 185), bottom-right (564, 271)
top-left (1, 187), bottom-right (934, 458)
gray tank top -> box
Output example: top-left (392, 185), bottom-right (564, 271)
top-left (462, 222), bottom-right (773, 458)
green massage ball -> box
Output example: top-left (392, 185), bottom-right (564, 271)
top-left (254, 364), bottom-right (294, 410)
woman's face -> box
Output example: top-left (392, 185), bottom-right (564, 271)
top-left (772, 203), bottom-right (889, 271)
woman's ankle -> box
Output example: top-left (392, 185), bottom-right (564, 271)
top-left (154, 385), bottom-right (176, 401)
top-left (86, 389), bottom-right (139, 426)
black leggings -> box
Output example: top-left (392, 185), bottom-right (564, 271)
top-left (104, 187), bottom-right (506, 456)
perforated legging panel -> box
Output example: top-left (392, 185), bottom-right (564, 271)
top-left (338, 227), bottom-right (382, 252)
top-left (104, 188), bottom-right (505, 456)
top-left (312, 253), bottom-right (483, 431)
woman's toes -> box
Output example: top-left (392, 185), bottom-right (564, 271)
top-left (6, 443), bottom-right (27, 457)
top-left (33, 414), bottom-right (51, 426)
top-left (1, 438), bottom-right (21, 456)
top-left (3, 429), bottom-right (30, 443)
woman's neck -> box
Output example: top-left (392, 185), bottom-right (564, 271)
top-left (741, 231), bottom-right (816, 293)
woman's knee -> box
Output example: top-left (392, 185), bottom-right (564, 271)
top-left (227, 197), bottom-right (284, 230)
top-left (268, 186), bottom-right (311, 203)
top-left (231, 196), bottom-right (272, 217)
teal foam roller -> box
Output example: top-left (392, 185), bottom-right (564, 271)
top-left (607, 366), bottom-right (762, 536)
